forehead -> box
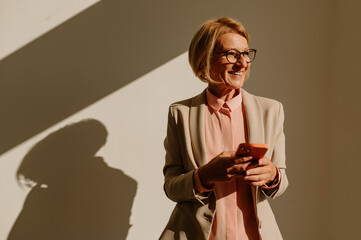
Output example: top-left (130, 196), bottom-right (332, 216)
top-left (217, 33), bottom-right (248, 51)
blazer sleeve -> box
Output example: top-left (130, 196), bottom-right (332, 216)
top-left (163, 106), bottom-right (209, 204)
top-left (261, 102), bottom-right (289, 199)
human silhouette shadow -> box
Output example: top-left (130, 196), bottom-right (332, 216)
top-left (8, 119), bottom-right (137, 240)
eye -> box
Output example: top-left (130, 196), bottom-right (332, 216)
top-left (242, 51), bottom-right (250, 56)
top-left (227, 50), bottom-right (240, 58)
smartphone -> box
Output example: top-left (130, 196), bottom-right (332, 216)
top-left (236, 143), bottom-right (268, 159)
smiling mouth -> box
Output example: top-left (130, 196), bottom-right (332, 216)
top-left (228, 71), bottom-right (244, 76)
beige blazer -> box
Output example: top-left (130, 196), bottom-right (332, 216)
top-left (160, 89), bottom-right (288, 240)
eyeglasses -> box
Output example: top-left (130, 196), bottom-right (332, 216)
top-left (214, 49), bottom-right (257, 63)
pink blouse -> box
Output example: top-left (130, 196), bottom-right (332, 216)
top-left (195, 89), bottom-right (260, 240)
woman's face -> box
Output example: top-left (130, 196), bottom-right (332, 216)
top-left (210, 32), bottom-right (250, 93)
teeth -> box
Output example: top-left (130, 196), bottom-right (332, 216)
top-left (229, 71), bottom-right (243, 75)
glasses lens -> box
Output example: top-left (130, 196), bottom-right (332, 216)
top-left (243, 52), bottom-right (251, 62)
top-left (226, 50), bottom-right (239, 63)
top-left (225, 50), bottom-right (256, 63)
top-left (247, 50), bottom-right (256, 62)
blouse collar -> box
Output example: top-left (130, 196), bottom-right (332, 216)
top-left (206, 88), bottom-right (243, 112)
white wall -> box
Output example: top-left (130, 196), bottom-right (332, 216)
top-left (0, 53), bottom-right (205, 240)
top-left (0, 0), bottom-right (100, 60)
top-left (1, 0), bottom-right (361, 239)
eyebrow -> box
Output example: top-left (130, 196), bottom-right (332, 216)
top-left (217, 48), bottom-right (251, 52)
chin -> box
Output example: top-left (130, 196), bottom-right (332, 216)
top-left (226, 78), bottom-right (244, 89)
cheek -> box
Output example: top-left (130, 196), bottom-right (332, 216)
top-left (210, 63), bottom-right (223, 77)
top-left (214, 64), bottom-right (230, 76)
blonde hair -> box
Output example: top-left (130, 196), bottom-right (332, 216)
top-left (188, 17), bottom-right (250, 84)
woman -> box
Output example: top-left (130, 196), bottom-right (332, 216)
top-left (160, 17), bottom-right (288, 240)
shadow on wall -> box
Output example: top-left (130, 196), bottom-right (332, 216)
top-left (0, 0), bottom-right (212, 155)
top-left (7, 119), bottom-right (137, 240)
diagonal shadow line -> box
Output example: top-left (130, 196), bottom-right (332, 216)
top-left (0, 0), bottom-right (101, 61)
top-left (0, 0), bottom-right (214, 155)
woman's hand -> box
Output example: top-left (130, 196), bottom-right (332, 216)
top-left (198, 151), bottom-right (253, 187)
top-left (243, 157), bottom-right (277, 186)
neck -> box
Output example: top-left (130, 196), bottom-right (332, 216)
top-left (208, 85), bottom-right (239, 102)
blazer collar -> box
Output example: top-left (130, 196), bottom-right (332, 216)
top-left (241, 89), bottom-right (265, 145)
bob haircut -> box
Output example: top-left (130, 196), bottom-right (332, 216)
top-left (189, 17), bottom-right (250, 84)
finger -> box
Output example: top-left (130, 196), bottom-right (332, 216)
top-left (244, 173), bottom-right (268, 182)
top-left (244, 158), bottom-right (270, 170)
top-left (228, 166), bottom-right (246, 175)
top-left (245, 166), bottom-right (270, 176)
top-left (223, 155), bottom-right (252, 169)
top-left (244, 160), bottom-right (259, 170)
top-left (234, 156), bottom-right (253, 164)
top-left (257, 157), bottom-right (271, 166)
top-left (228, 160), bottom-right (254, 173)
top-left (225, 173), bottom-right (237, 181)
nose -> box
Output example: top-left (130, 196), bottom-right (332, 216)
top-left (235, 55), bottom-right (248, 68)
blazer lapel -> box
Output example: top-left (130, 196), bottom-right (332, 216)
top-left (242, 89), bottom-right (265, 210)
top-left (189, 90), bottom-right (208, 167)
top-left (242, 89), bottom-right (265, 144)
